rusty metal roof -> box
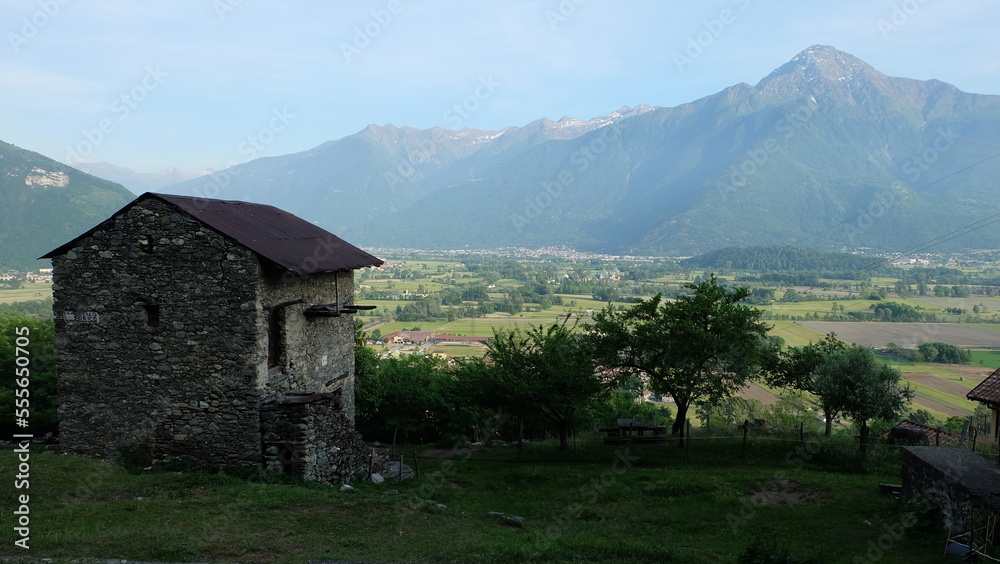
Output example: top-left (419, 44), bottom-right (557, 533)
top-left (41, 192), bottom-right (383, 275)
top-left (967, 366), bottom-right (1000, 405)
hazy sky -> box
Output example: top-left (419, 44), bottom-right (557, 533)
top-left (3, 0), bottom-right (998, 173)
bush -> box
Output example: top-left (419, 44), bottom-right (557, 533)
top-left (0, 314), bottom-right (58, 436)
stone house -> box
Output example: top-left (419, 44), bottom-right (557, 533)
top-left (41, 192), bottom-right (383, 483)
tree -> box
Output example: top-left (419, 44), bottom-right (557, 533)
top-left (589, 275), bottom-right (772, 445)
top-left (0, 315), bottom-right (58, 436)
top-left (781, 288), bottom-right (799, 302)
top-left (353, 321), bottom-right (383, 425)
top-left (812, 345), bottom-right (912, 458)
top-left (767, 333), bottom-right (847, 437)
top-left (475, 320), bottom-right (610, 450)
top-left (356, 354), bottom-right (464, 446)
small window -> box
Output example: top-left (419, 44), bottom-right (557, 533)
top-left (144, 304), bottom-right (160, 327)
top-left (137, 236), bottom-right (152, 254)
top-left (267, 307), bottom-right (284, 370)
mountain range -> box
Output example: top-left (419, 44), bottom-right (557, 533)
top-left (159, 45), bottom-right (1000, 255)
top-left (69, 162), bottom-right (209, 194)
top-left (0, 141), bottom-right (134, 271)
top-left (6, 45), bottom-right (1000, 264)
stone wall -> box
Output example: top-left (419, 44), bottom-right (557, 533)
top-left (260, 392), bottom-right (375, 484)
top-left (258, 268), bottom-right (357, 422)
top-left (52, 198), bottom-right (264, 465)
top-left (901, 446), bottom-right (1000, 532)
top-left (51, 195), bottom-right (368, 480)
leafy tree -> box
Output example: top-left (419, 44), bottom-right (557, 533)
top-left (894, 281), bottom-right (911, 298)
top-left (696, 396), bottom-right (765, 430)
top-left (915, 342), bottom-right (971, 364)
top-left (472, 320), bottom-right (610, 450)
top-left (781, 288), bottom-right (799, 302)
top-left (355, 354), bottom-right (469, 446)
top-left (589, 275), bottom-right (772, 445)
top-left (812, 345), bottom-right (912, 458)
top-left (907, 409), bottom-right (938, 426)
top-left (767, 333), bottom-right (847, 437)
top-left (0, 315), bottom-right (58, 436)
top-left (460, 285), bottom-right (490, 302)
top-left (353, 321), bottom-right (383, 425)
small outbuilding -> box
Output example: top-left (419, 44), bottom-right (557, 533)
top-left (41, 192), bottom-right (384, 483)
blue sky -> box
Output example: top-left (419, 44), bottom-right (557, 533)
top-left (2, 0), bottom-right (998, 173)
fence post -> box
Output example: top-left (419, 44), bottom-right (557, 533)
top-left (685, 419), bottom-right (691, 460)
top-left (742, 419), bottom-right (749, 459)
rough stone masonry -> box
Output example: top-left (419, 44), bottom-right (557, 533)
top-left (42, 192), bottom-right (384, 484)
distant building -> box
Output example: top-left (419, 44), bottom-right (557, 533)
top-left (42, 192), bottom-right (384, 483)
top-left (386, 331), bottom-right (434, 344)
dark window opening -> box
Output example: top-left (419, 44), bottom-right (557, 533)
top-left (267, 307), bottom-right (284, 370)
top-left (137, 236), bottom-right (152, 254)
top-left (144, 304), bottom-right (160, 327)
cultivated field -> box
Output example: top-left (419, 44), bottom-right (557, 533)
top-left (0, 282), bottom-right (51, 303)
top-left (800, 321), bottom-right (1000, 349)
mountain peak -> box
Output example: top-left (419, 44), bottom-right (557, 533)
top-left (756, 45), bottom-right (881, 97)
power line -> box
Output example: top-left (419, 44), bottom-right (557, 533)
top-left (798, 149), bottom-right (1000, 247)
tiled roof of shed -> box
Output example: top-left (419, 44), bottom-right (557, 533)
top-left (967, 366), bottom-right (1000, 405)
top-left (41, 192), bottom-right (383, 275)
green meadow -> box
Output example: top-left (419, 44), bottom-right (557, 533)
top-left (0, 436), bottom-right (958, 564)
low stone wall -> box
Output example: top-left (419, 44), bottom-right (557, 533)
top-left (261, 393), bottom-right (380, 484)
top-left (901, 446), bottom-right (1000, 532)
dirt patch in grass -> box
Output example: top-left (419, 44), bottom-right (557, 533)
top-left (746, 479), bottom-right (815, 505)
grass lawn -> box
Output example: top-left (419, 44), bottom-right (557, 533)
top-left (0, 437), bottom-right (955, 563)
top-left (969, 349), bottom-right (1000, 367)
top-left (427, 344), bottom-right (487, 358)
